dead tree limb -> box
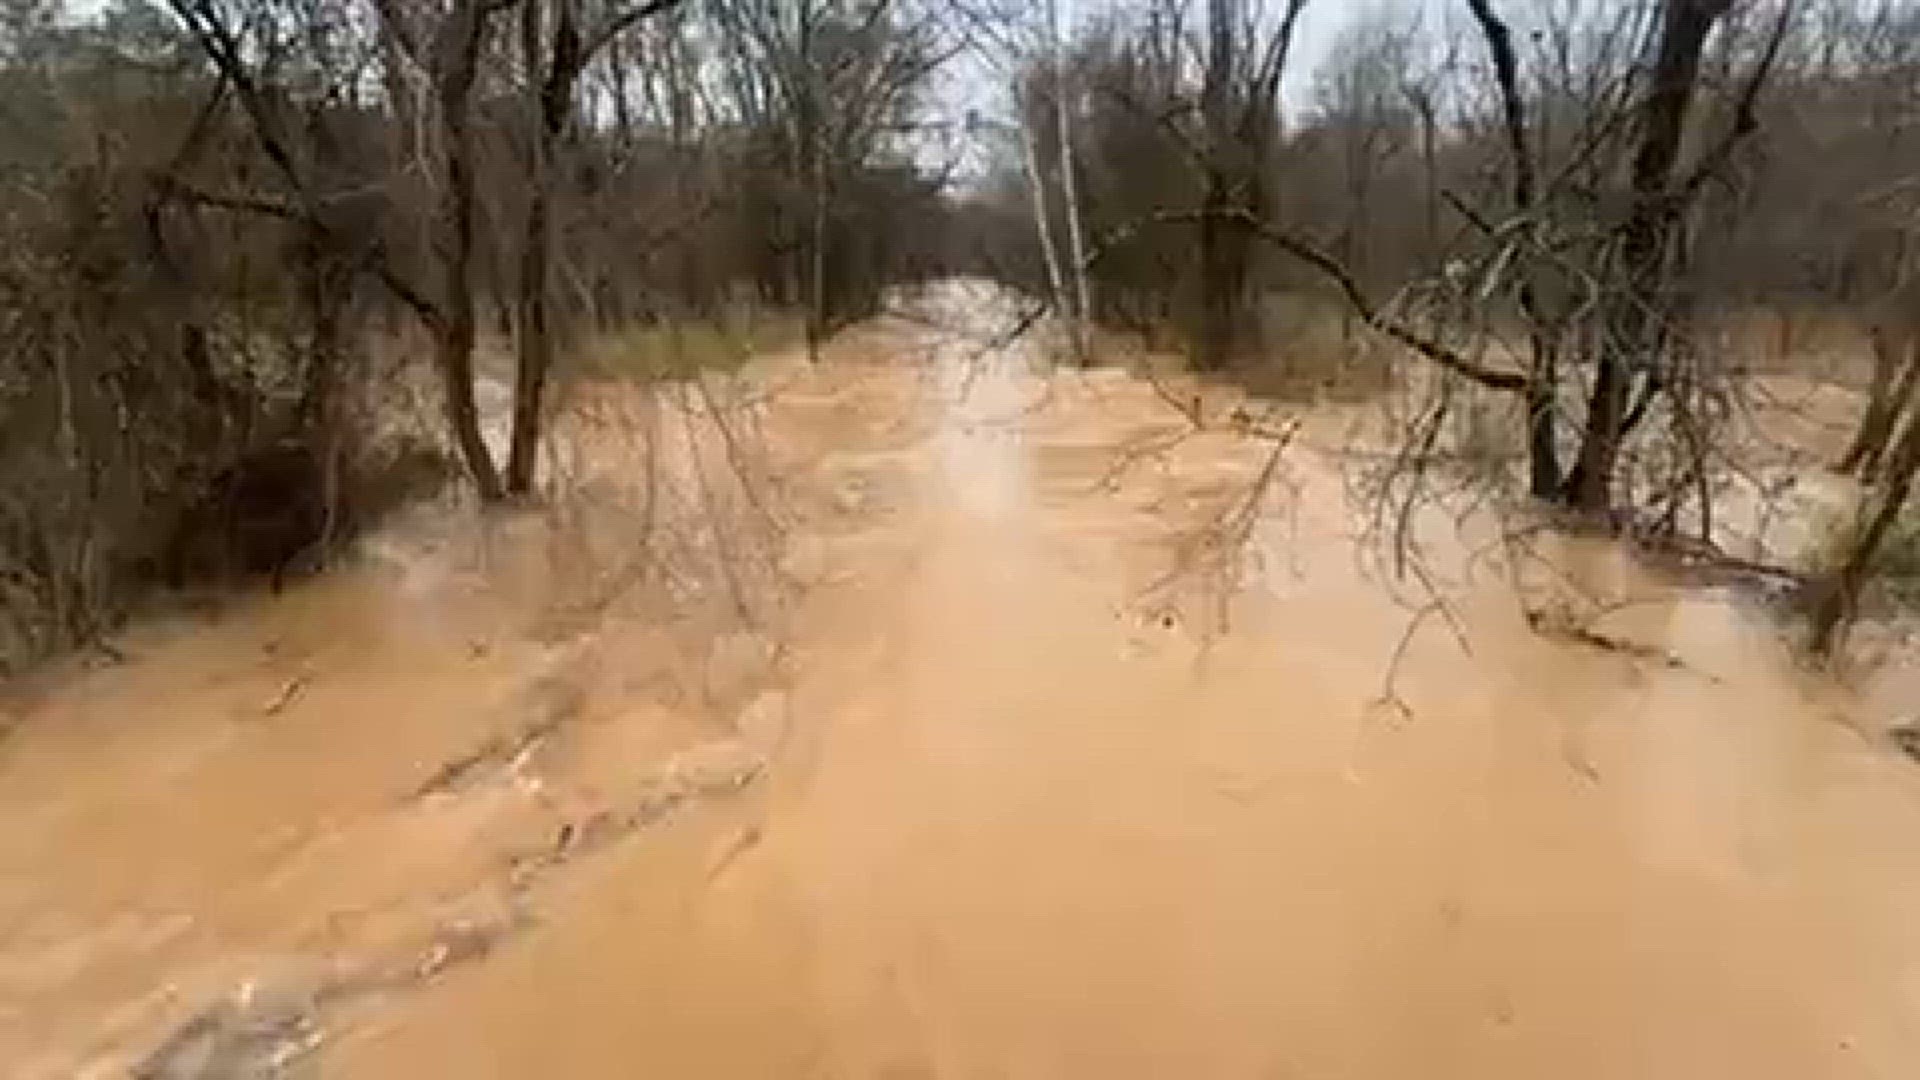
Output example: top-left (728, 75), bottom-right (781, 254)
top-left (1465, 0), bottom-right (1562, 499)
top-left (1080, 207), bottom-right (1531, 393)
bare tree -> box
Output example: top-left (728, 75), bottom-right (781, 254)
top-left (1046, 0), bottom-right (1092, 359)
top-left (162, 0), bottom-right (514, 498)
top-left (1838, 304), bottom-right (1920, 481)
top-left (375, 0), bottom-right (517, 499)
top-left (1463, 0), bottom-right (1562, 499)
top-left (954, 0), bottom-right (1076, 344)
top-left (1192, 0), bottom-right (1309, 370)
top-left (1561, 0), bottom-right (1738, 512)
top-left (715, 0), bottom-right (946, 358)
top-left (972, 0), bottom-right (1817, 599)
top-left (505, 0), bottom-right (688, 496)
top-left (1810, 394), bottom-right (1920, 654)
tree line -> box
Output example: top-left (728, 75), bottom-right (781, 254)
top-left (5, 0), bottom-right (1919, 669)
top-left (957, 0), bottom-right (1920, 655)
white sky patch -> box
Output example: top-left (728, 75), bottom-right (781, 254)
top-left (1281, 0), bottom-right (1447, 110)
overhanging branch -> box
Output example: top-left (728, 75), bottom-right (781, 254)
top-left (1677, 0), bottom-right (1795, 203)
top-left (1080, 208), bottom-right (1532, 394)
top-left (165, 182), bottom-right (300, 220)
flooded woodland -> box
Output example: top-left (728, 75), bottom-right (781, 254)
top-left (6, 1), bottom-right (1920, 1077)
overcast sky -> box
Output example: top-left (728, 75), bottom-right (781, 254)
top-left (1277, 0), bottom-right (1453, 110)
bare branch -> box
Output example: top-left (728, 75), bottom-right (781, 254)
top-left (166, 183), bottom-right (301, 220)
top-left (1677, 0), bottom-right (1798, 202)
top-left (1080, 207), bottom-right (1530, 393)
top-left (1463, 0), bottom-right (1538, 215)
top-left (578, 0), bottom-right (693, 80)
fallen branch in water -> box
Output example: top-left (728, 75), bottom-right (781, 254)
top-left (1523, 605), bottom-right (1720, 683)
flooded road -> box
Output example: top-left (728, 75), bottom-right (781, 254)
top-left (5, 283), bottom-right (1920, 1077)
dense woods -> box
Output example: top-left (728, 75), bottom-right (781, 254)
top-left (961, 0), bottom-right (1920, 655)
top-left (4, 0), bottom-right (1920, 668)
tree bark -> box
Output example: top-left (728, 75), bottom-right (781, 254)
top-left (1809, 402), bottom-right (1920, 656)
top-left (1047, 0), bottom-right (1092, 362)
top-left (430, 0), bottom-right (507, 501)
top-left (808, 138), bottom-right (830, 359)
top-left (1840, 327), bottom-right (1920, 479)
top-left (1019, 109), bottom-right (1070, 336)
top-left (1465, 0), bottom-right (1562, 500)
top-left (507, 0), bottom-right (572, 496)
top-left (1562, 0), bottom-right (1732, 516)
top-left (1194, 0), bottom-right (1240, 372)
top-left (505, 0), bottom-right (688, 490)
top-left (1195, 175), bottom-right (1248, 371)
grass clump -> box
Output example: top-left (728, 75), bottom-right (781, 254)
top-left (579, 314), bottom-right (805, 383)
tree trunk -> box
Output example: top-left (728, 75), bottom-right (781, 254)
top-left (1840, 327), bottom-right (1920, 478)
top-left (1808, 407), bottom-right (1920, 656)
top-left (1018, 112), bottom-right (1070, 334)
top-left (436, 313), bottom-right (501, 501)
top-left (507, 0), bottom-right (575, 497)
top-left (432, 0), bottom-right (504, 501)
top-left (1195, 174), bottom-right (1246, 371)
top-left (1562, 0), bottom-right (1730, 516)
top-left (1048, 0), bottom-right (1092, 363)
top-left (1564, 341), bottom-right (1632, 513)
top-left (506, 147), bottom-right (557, 496)
top-left (807, 140), bottom-right (829, 361)
top-left (1193, 0), bottom-right (1241, 372)
top-left (1465, 0), bottom-right (1560, 500)
top-left (1526, 371), bottom-right (1561, 500)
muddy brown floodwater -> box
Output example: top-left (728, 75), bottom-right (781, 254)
top-left (4, 282), bottom-right (1920, 1078)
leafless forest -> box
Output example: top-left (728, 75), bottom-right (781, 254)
top-left (4, 0), bottom-right (1918, 670)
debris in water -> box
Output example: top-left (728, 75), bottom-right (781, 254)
top-left (1889, 717), bottom-right (1920, 762)
top-left (706, 823), bottom-right (764, 881)
top-left (133, 990), bottom-right (321, 1079)
top-left (414, 919), bottom-right (501, 982)
top-left (1524, 606), bottom-right (1713, 681)
top-left (260, 674), bottom-right (309, 717)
